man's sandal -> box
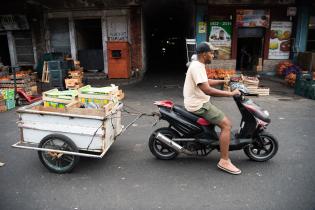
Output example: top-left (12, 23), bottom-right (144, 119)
top-left (217, 163), bottom-right (241, 175)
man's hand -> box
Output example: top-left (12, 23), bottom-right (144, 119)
top-left (230, 89), bottom-right (241, 96)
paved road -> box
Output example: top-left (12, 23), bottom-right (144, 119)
top-left (1, 74), bottom-right (315, 210)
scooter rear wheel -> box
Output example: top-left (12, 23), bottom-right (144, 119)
top-left (149, 128), bottom-right (179, 160)
top-left (244, 132), bottom-right (278, 162)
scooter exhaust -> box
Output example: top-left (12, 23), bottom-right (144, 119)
top-left (155, 132), bottom-right (193, 155)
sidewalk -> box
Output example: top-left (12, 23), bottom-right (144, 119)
top-left (259, 74), bottom-right (297, 98)
top-left (83, 72), bottom-right (144, 87)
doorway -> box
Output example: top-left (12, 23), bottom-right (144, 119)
top-left (236, 28), bottom-right (265, 72)
top-left (75, 19), bottom-right (103, 72)
top-left (143, 0), bottom-right (195, 74)
top-left (0, 34), bottom-right (11, 66)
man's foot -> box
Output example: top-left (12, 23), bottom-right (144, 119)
top-left (217, 159), bottom-right (241, 175)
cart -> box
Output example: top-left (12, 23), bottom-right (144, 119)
top-left (12, 100), bottom-right (123, 173)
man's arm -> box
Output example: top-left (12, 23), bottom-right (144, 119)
top-left (198, 82), bottom-right (239, 97)
top-left (208, 79), bottom-right (227, 86)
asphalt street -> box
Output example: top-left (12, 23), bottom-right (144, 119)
top-left (1, 73), bottom-right (315, 210)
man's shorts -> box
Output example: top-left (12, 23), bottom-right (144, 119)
top-left (192, 101), bottom-right (225, 125)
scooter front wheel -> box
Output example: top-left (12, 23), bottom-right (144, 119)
top-left (149, 128), bottom-right (179, 160)
top-left (244, 132), bottom-right (278, 162)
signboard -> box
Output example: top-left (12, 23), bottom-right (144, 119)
top-left (208, 21), bottom-right (232, 59)
top-left (268, 21), bottom-right (292, 59)
top-left (0, 15), bottom-right (29, 31)
top-left (198, 22), bottom-right (206, 33)
top-left (107, 16), bottom-right (128, 41)
top-left (287, 7), bottom-right (297, 17)
top-left (236, 10), bottom-right (270, 28)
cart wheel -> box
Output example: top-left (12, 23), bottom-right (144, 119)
top-left (38, 134), bottom-right (80, 174)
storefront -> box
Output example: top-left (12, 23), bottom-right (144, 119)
top-left (195, 1), bottom-right (297, 73)
top-left (45, 8), bottom-right (142, 76)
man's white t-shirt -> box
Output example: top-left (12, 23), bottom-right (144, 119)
top-left (183, 60), bottom-right (210, 112)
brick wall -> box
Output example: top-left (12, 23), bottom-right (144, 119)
top-left (130, 8), bottom-right (142, 72)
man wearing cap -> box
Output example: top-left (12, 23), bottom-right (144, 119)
top-left (183, 42), bottom-right (241, 175)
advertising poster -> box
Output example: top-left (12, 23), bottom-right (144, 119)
top-left (208, 21), bottom-right (232, 59)
top-left (236, 10), bottom-right (270, 28)
top-left (268, 21), bottom-right (292, 59)
top-left (198, 22), bottom-right (207, 33)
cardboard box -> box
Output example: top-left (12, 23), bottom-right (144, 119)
top-left (256, 65), bottom-right (263, 72)
top-left (31, 86), bottom-right (38, 95)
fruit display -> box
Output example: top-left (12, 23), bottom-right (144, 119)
top-left (206, 69), bottom-right (236, 79)
top-left (285, 73), bottom-right (296, 87)
top-left (277, 61), bottom-right (302, 87)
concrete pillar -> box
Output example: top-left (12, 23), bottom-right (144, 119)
top-left (7, 31), bottom-right (17, 66)
top-left (195, 5), bottom-right (208, 45)
top-left (101, 14), bottom-right (108, 74)
top-left (69, 15), bottom-right (77, 60)
top-left (293, 2), bottom-right (310, 59)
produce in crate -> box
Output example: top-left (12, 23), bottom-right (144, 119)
top-left (78, 85), bottom-right (123, 109)
top-left (43, 89), bottom-right (78, 108)
top-left (285, 73), bottom-right (297, 87)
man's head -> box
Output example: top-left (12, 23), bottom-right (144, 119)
top-left (196, 42), bottom-right (217, 64)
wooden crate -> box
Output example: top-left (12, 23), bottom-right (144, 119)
top-left (31, 86), bottom-right (38, 95)
top-left (42, 89), bottom-right (78, 108)
top-left (78, 85), bottom-right (119, 107)
top-left (0, 105), bottom-right (7, 112)
top-left (65, 78), bottom-right (83, 89)
top-left (257, 88), bottom-right (270, 96)
top-left (116, 89), bottom-right (125, 100)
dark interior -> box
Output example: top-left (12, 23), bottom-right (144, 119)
top-left (143, 0), bottom-right (195, 74)
top-left (75, 19), bottom-right (104, 71)
top-left (236, 27), bottom-right (265, 72)
top-left (0, 34), bottom-right (11, 66)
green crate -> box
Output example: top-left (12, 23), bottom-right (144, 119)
top-left (1, 89), bottom-right (15, 100)
top-left (6, 99), bottom-right (15, 110)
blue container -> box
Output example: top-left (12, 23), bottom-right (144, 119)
top-left (6, 99), bottom-right (15, 110)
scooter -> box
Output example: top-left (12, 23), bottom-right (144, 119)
top-left (148, 84), bottom-right (278, 162)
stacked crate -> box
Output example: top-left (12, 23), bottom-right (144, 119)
top-left (65, 60), bottom-right (84, 89)
top-left (0, 89), bottom-right (15, 111)
top-left (0, 90), bottom-right (6, 112)
top-left (0, 71), bottom-right (35, 95)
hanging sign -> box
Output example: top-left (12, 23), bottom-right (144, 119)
top-left (236, 10), bottom-right (270, 28)
top-left (268, 21), bottom-right (292, 59)
top-left (208, 21), bottom-right (232, 59)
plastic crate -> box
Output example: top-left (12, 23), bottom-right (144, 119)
top-left (6, 99), bottom-right (16, 110)
top-left (1, 89), bottom-right (15, 100)
top-left (48, 60), bottom-right (73, 71)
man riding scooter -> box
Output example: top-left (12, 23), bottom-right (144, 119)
top-left (183, 42), bottom-right (241, 175)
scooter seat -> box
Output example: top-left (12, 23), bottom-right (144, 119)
top-left (173, 105), bottom-right (210, 125)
